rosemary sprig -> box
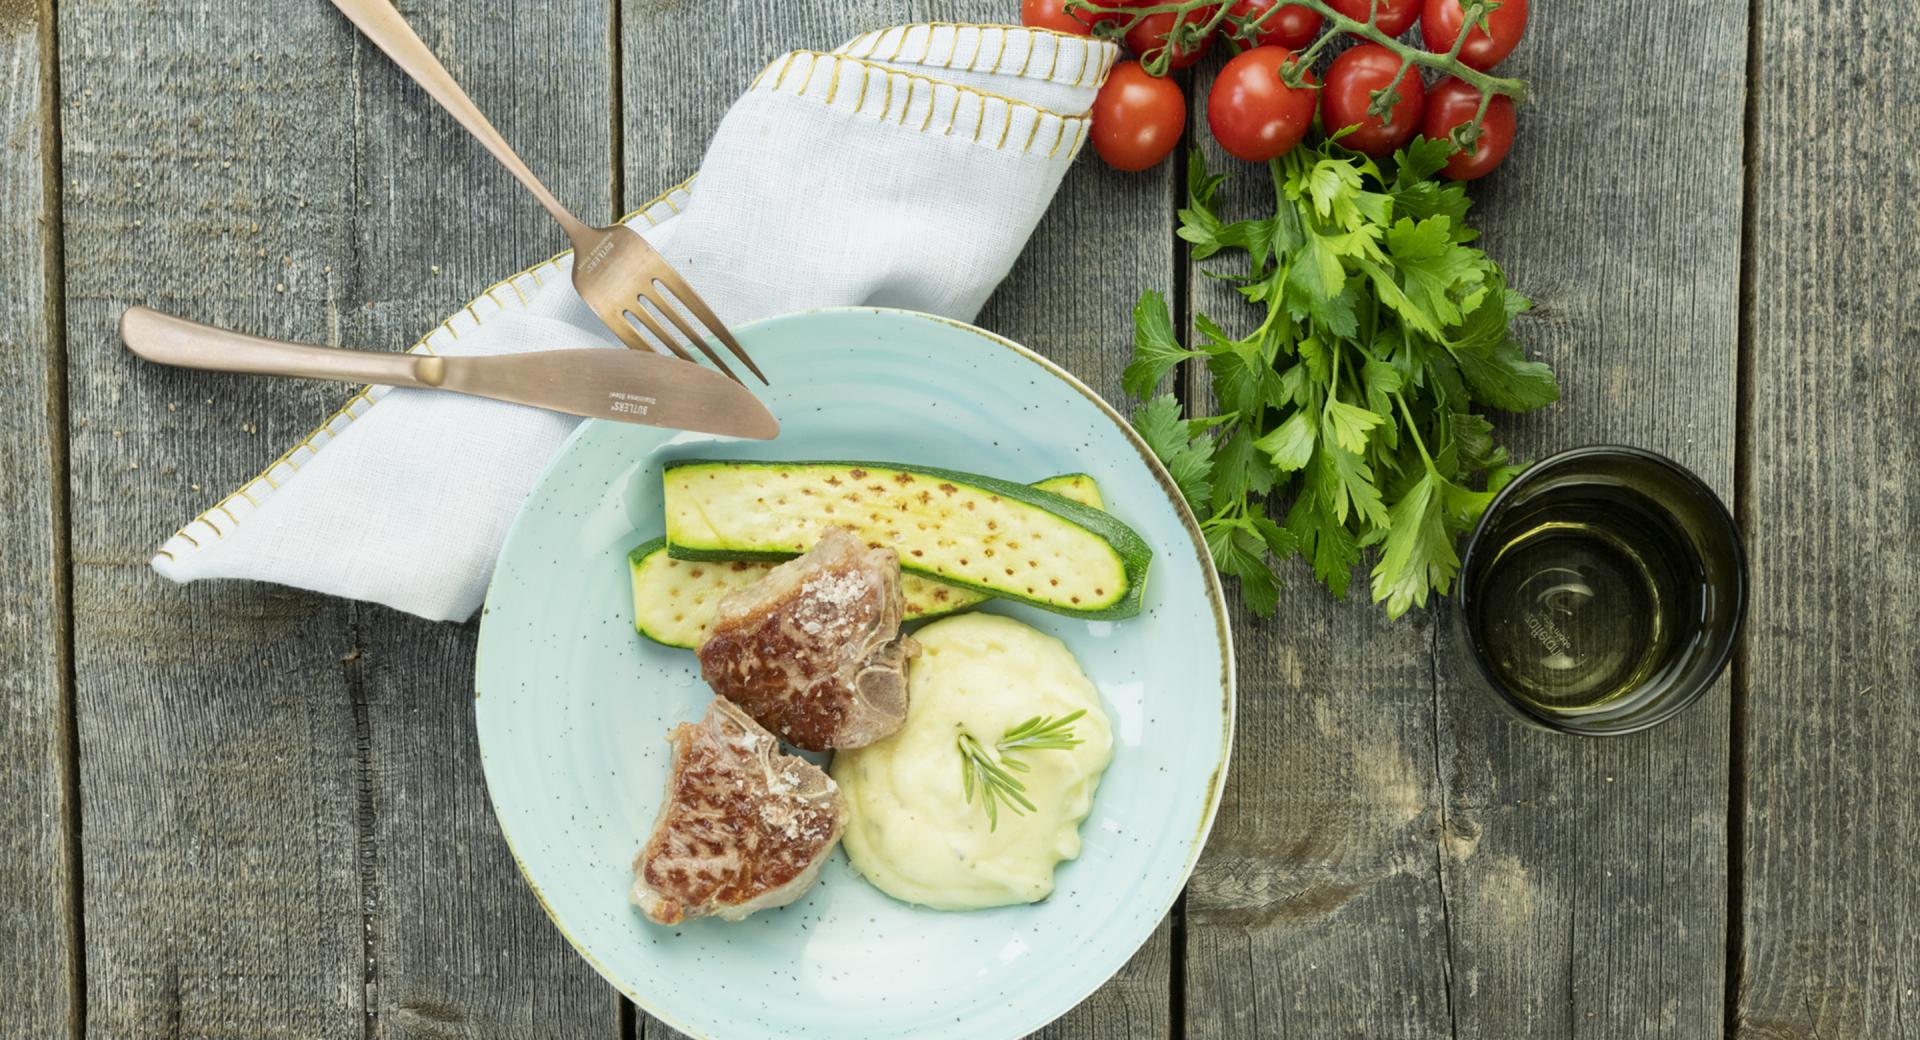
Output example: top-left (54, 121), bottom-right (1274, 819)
top-left (997, 710), bottom-right (1088, 757)
top-left (958, 732), bottom-right (1036, 830)
top-left (956, 711), bottom-right (1087, 830)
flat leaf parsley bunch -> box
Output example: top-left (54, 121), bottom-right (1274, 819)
top-left (1127, 138), bottom-right (1558, 619)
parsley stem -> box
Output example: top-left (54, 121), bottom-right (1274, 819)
top-left (1394, 392), bottom-right (1438, 471)
top-left (1323, 342), bottom-right (1344, 423)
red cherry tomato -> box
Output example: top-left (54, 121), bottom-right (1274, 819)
top-left (1420, 77), bottom-right (1515, 179)
top-left (1226, 0), bottom-right (1323, 49)
top-left (1207, 46), bottom-right (1318, 162)
top-left (1091, 61), bottom-right (1188, 171)
top-left (1322, 44), bottom-right (1425, 158)
top-left (1325, 0), bottom-right (1422, 37)
top-left (1125, 8), bottom-right (1217, 70)
top-left (1421, 0), bottom-right (1527, 70)
top-left (1022, 0), bottom-right (1101, 36)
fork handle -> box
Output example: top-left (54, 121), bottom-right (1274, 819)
top-left (120, 307), bottom-right (438, 389)
top-left (327, 0), bottom-right (594, 244)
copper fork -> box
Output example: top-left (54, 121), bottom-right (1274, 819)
top-left (328, 0), bottom-right (766, 385)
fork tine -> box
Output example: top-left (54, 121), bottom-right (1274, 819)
top-left (606, 306), bottom-right (694, 363)
top-left (640, 286), bottom-right (745, 386)
top-left (621, 304), bottom-right (705, 368)
top-left (650, 269), bottom-right (770, 385)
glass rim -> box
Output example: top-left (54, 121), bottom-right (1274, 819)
top-left (1451, 443), bottom-right (1749, 736)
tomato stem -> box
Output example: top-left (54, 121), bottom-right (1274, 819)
top-left (1068, 0), bottom-right (1530, 118)
top-left (1367, 57), bottom-right (1416, 123)
top-left (1306, 0), bottom-right (1526, 103)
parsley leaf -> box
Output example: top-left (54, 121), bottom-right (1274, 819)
top-left (1122, 290), bottom-right (1200, 400)
top-left (1324, 399), bottom-right (1386, 454)
top-left (1456, 336), bottom-right (1560, 411)
top-left (1285, 234), bottom-right (1359, 337)
top-left (1253, 409), bottom-right (1317, 471)
top-left (1206, 520), bottom-right (1282, 617)
top-left (1210, 426), bottom-right (1277, 513)
top-left (1369, 470), bottom-right (1457, 618)
top-left (1206, 340), bottom-right (1271, 421)
top-left (1393, 136), bottom-right (1456, 184)
top-left (1286, 470), bottom-right (1361, 598)
top-left (1124, 144), bottom-right (1559, 619)
top-left (1318, 439), bottom-right (1391, 529)
top-left (1132, 393), bottom-right (1214, 515)
top-left (1385, 216), bottom-right (1482, 330)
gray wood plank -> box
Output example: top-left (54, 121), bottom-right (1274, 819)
top-left (60, 0), bottom-right (615, 1035)
top-left (61, 2), bottom-right (366, 1033)
top-left (0, 1), bottom-right (78, 1037)
top-left (1734, 1), bottom-right (1920, 1036)
top-left (1177, 57), bottom-right (1454, 1039)
top-left (1181, 3), bottom-right (1746, 1035)
top-left (1429, 1), bottom-right (1745, 1036)
top-left (338, 2), bottom-right (621, 1036)
top-left (620, 5), bottom-right (1176, 1037)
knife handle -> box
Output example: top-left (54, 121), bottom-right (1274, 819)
top-left (120, 307), bottom-right (439, 389)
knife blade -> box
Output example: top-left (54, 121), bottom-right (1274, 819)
top-left (119, 306), bottom-right (779, 441)
top-left (432, 347), bottom-right (778, 439)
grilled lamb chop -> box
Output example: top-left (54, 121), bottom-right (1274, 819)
top-left (630, 697), bottom-right (846, 926)
top-left (697, 526), bottom-right (918, 751)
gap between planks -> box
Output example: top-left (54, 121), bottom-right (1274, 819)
top-left (1165, 63), bottom-right (1196, 1040)
top-left (1725, 0), bottom-right (1767, 1032)
top-left (39, 0), bottom-right (86, 1032)
top-left (610, 2), bottom-right (637, 1035)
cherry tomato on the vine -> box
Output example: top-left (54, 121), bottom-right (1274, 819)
top-left (1322, 43), bottom-right (1425, 158)
top-left (1125, 8), bottom-right (1218, 70)
top-left (1226, 0), bottom-right (1322, 50)
top-left (1022, 0), bottom-right (1102, 36)
top-left (1091, 61), bottom-right (1188, 171)
top-left (1421, 0), bottom-right (1527, 70)
top-left (1325, 0), bottom-right (1422, 38)
top-left (1420, 76), bottom-right (1515, 179)
top-left (1207, 45), bottom-right (1318, 162)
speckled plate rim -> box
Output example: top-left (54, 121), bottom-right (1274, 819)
top-left (474, 306), bottom-right (1237, 1039)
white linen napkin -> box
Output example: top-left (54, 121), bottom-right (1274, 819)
top-left (151, 24), bottom-right (1117, 622)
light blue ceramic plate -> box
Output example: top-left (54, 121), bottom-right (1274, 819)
top-left (475, 308), bottom-right (1233, 1040)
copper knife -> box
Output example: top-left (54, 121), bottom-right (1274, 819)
top-left (119, 307), bottom-right (778, 441)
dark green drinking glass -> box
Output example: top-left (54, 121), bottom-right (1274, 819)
top-left (1449, 446), bottom-right (1747, 735)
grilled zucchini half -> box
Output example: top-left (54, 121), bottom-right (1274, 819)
top-left (629, 475), bottom-right (1105, 648)
top-left (662, 460), bottom-right (1150, 619)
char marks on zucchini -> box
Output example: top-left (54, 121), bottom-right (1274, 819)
top-left (662, 461), bottom-right (1151, 620)
top-left (629, 475), bottom-right (1107, 648)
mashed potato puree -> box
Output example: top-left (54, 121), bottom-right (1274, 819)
top-left (832, 613), bottom-right (1113, 910)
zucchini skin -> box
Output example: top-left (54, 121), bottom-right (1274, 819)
top-left (662, 460), bottom-right (1152, 620)
top-left (627, 536), bottom-right (667, 568)
top-left (627, 537), bottom-right (690, 648)
top-left (629, 474), bottom-right (1109, 648)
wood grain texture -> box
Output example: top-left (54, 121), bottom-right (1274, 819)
top-left (45, 0), bottom-right (1907, 1037)
top-left (1178, 58), bottom-right (1453, 1039)
top-left (1735, 2), bottom-right (1920, 1037)
top-left (61, 2), bottom-right (365, 1033)
top-left (1429, 2), bottom-right (1746, 1037)
top-left (0, 1), bottom-right (77, 1037)
top-left (618, 4), bottom-right (1176, 1036)
top-left (59, 0), bottom-right (615, 1036)
top-left (1181, 2), bottom-right (1747, 1035)
top-left (338, 2), bottom-right (620, 1036)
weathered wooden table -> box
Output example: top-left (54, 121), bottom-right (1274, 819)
top-left (5, 1), bottom-right (1915, 1037)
